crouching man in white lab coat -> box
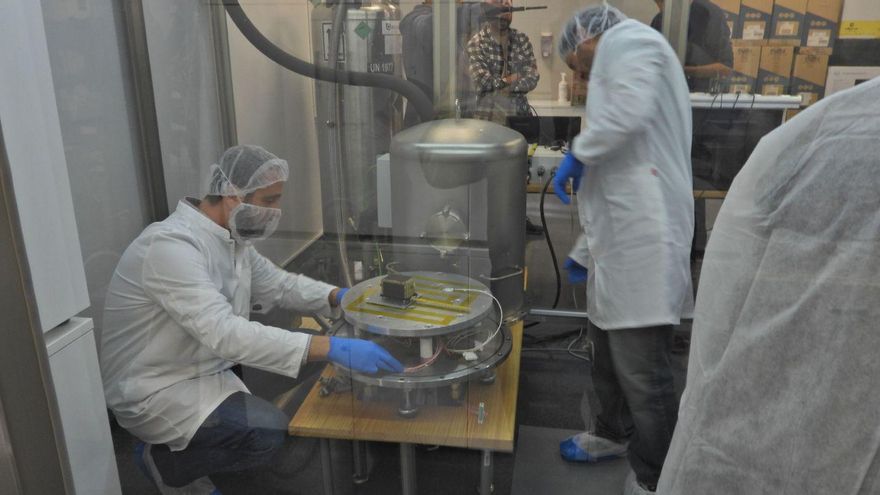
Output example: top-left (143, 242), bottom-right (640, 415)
top-left (553, 5), bottom-right (694, 494)
top-left (99, 145), bottom-right (403, 494)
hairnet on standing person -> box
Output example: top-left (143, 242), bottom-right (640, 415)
top-left (553, 4), bottom-right (694, 494)
top-left (659, 78), bottom-right (880, 494)
top-left (99, 145), bottom-right (403, 493)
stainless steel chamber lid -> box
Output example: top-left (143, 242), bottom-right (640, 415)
top-left (341, 271), bottom-right (495, 337)
top-left (391, 118), bottom-right (527, 188)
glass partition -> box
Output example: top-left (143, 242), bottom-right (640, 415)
top-left (32, 0), bottom-right (880, 493)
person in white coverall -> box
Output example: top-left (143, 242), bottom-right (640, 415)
top-left (658, 78), bottom-right (880, 494)
top-left (552, 5), bottom-right (694, 494)
top-left (100, 145), bottom-right (403, 494)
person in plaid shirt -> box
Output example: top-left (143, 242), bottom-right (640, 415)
top-left (467, 0), bottom-right (540, 124)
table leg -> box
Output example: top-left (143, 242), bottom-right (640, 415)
top-left (352, 440), bottom-right (369, 484)
top-left (320, 438), bottom-right (334, 495)
top-left (400, 443), bottom-right (417, 495)
top-left (480, 449), bottom-right (494, 495)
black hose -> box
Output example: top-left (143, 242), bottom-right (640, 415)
top-left (223, 1), bottom-right (435, 122)
top-left (540, 174), bottom-right (561, 309)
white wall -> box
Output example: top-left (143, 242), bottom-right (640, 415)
top-left (41, 0), bottom-right (152, 332)
top-left (512, 0), bottom-right (660, 101)
top-left (396, 0), bottom-right (659, 102)
top-left (226, 0), bottom-right (325, 264)
top-left (143, 0), bottom-right (227, 210)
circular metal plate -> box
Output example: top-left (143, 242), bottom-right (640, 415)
top-left (341, 271), bottom-right (494, 338)
top-left (331, 316), bottom-right (513, 389)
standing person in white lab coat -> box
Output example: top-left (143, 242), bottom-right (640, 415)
top-left (658, 78), bottom-right (880, 495)
top-left (100, 145), bottom-right (403, 494)
top-left (553, 5), bottom-right (694, 494)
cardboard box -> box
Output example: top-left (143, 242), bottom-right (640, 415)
top-left (729, 45), bottom-right (762, 93)
top-left (733, 39), bottom-right (769, 46)
top-left (771, 0), bottom-right (808, 41)
top-left (792, 52), bottom-right (829, 105)
top-left (737, 0), bottom-right (774, 40)
top-left (797, 46), bottom-right (833, 55)
top-left (710, 0), bottom-right (742, 37)
top-left (767, 39), bottom-right (801, 46)
top-left (758, 46), bottom-right (795, 94)
top-left (839, 0), bottom-right (879, 40)
top-left (784, 108), bottom-right (803, 121)
top-left (802, 0), bottom-right (843, 47)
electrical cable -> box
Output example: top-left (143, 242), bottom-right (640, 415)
top-left (566, 328), bottom-right (591, 362)
top-left (404, 341), bottom-right (445, 373)
top-left (540, 172), bottom-right (562, 308)
top-left (522, 328), bottom-right (581, 344)
top-left (443, 289), bottom-right (503, 354)
top-left (522, 330), bottom-right (591, 362)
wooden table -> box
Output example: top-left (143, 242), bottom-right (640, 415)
top-left (289, 321), bottom-right (524, 494)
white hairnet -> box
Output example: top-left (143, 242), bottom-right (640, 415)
top-left (206, 145), bottom-right (289, 197)
top-left (558, 3), bottom-right (627, 58)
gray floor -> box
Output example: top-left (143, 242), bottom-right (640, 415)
top-left (110, 191), bottom-right (695, 494)
top-left (512, 426), bottom-right (631, 495)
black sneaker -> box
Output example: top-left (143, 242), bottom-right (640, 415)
top-left (526, 217), bottom-right (544, 236)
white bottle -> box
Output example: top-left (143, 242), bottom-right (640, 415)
top-left (558, 72), bottom-right (570, 104)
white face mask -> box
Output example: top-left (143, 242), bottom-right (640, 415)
top-left (228, 201), bottom-right (281, 243)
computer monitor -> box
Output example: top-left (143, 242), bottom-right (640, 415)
top-left (506, 116), bottom-right (582, 146)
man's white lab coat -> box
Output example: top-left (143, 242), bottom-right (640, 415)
top-left (569, 19), bottom-right (695, 330)
top-left (100, 199), bottom-right (336, 451)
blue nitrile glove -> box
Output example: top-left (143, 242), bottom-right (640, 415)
top-left (553, 153), bottom-right (585, 205)
top-left (564, 257), bottom-right (588, 284)
top-left (334, 288), bottom-right (349, 306)
top-left (327, 337), bottom-right (404, 374)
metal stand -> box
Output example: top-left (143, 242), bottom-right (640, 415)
top-left (398, 388), bottom-right (419, 418)
top-left (352, 440), bottom-right (369, 484)
top-left (400, 443), bottom-right (417, 495)
top-left (479, 449), bottom-right (494, 495)
top-left (529, 308), bottom-right (588, 320)
top-left (478, 369), bottom-right (496, 385)
top-left (320, 438), bottom-right (334, 495)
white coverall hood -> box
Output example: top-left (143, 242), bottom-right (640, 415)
top-left (659, 78), bottom-right (880, 493)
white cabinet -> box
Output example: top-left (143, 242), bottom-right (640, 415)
top-left (0, 0), bottom-right (89, 331)
top-left (45, 318), bottom-right (121, 495)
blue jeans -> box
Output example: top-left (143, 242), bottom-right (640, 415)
top-left (588, 321), bottom-right (678, 488)
top-left (151, 392), bottom-right (288, 487)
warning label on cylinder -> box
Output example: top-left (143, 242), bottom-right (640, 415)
top-left (368, 61), bottom-right (395, 73)
top-left (382, 20), bottom-right (400, 35)
top-left (354, 21), bottom-right (373, 40)
top-left (321, 22), bottom-right (345, 62)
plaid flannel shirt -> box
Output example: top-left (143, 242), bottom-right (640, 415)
top-left (467, 25), bottom-right (539, 123)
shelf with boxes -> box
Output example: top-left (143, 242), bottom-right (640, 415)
top-left (711, 0), bottom-right (844, 120)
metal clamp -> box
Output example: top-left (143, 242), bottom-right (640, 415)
top-left (318, 375), bottom-right (352, 397)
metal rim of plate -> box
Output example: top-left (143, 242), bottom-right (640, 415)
top-left (341, 271), bottom-right (494, 338)
top-left (332, 321), bottom-right (513, 389)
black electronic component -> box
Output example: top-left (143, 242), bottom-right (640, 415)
top-left (381, 274), bottom-right (416, 303)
